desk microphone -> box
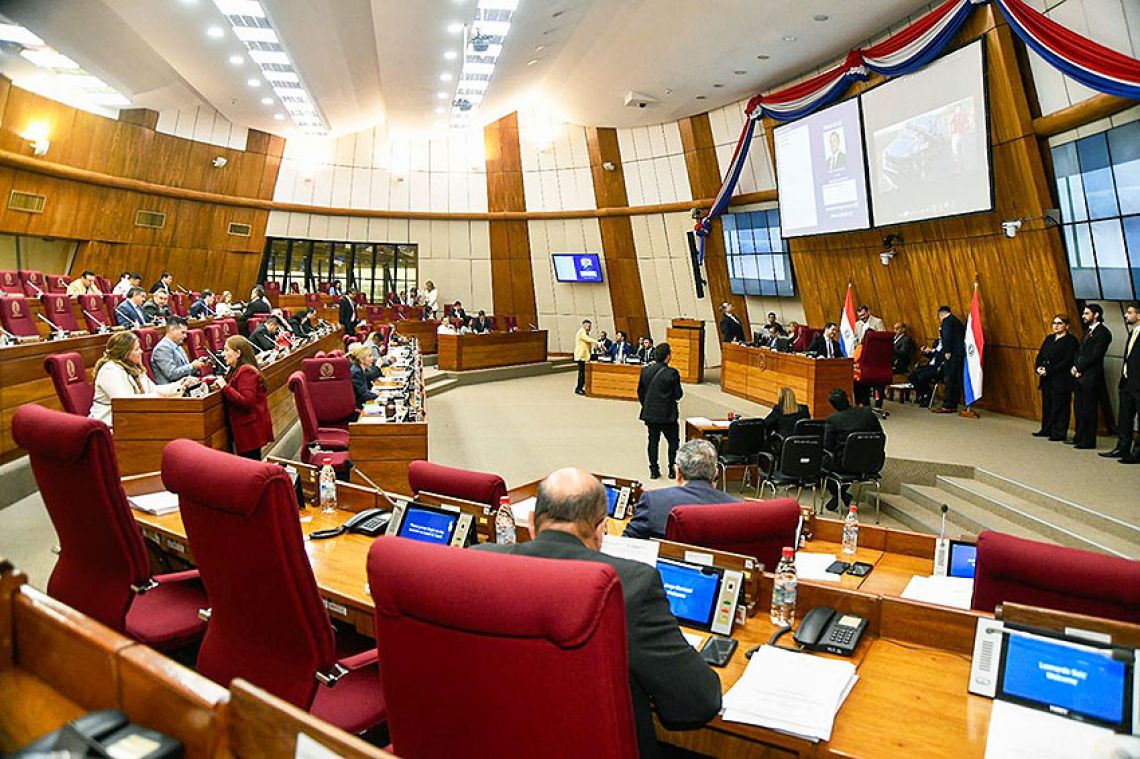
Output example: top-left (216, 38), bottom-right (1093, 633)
top-left (176, 284), bottom-right (191, 295)
top-left (36, 313), bottom-right (67, 339)
top-left (25, 280), bottom-right (44, 297)
top-left (82, 308), bottom-right (108, 332)
top-left (933, 504), bottom-right (951, 576)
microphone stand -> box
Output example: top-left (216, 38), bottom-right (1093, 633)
top-left (36, 313), bottom-right (67, 340)
top-left (82, 308), bottom-right (110, 333)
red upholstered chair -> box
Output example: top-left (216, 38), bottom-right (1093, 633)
top-left (353, 291), bottom-right (367, 306)
top-left (793, 325), bottom-right (817, 353)
top-left (246, 314), bottom-right (269, 335)
top-left (0, 296), bottom-right (40, 337)
top-left (971, 531), bottom-right (1140, 624)
top-left (135, 327), bottom-right (161, 380)
top-left (103, 293), bottom-right (125, 313)
top-left (78, 293), bottom-right (112, 332)
top-left (367, 536), bottom-right (636, 757)
top-left (305, 293), bottom-right (322, 310)
top-left (186, 329), bottom-right (210, 361)
top-left (43, 352), bottom-right (95, 416)
top-left (18, 269), bottom-right (46, 296)
top-left (162, 439), bottom-right (385, 733)
top-left (665, 499), bottom-right (801, 572)
top-left (168, 292), bottom-right (189, 317)
top-left (301, 357), bottom-right (357, 429)
top-left (0, 269), bottom-right (22, 294)
top-left (95, 275), bottom-right (113, 294)
top-left (487, 316), bottom-right (498, 331)
top-left (503, 315), bottom-right (518, 332)
top-left (219, 318), bottom-right (239, 341)
top-left (394, 305), bottom-right (409, 321)
top-left (40, 293), bottom-right (82, 332)
top-left (407, 460), bottom-right (508, 508)
top-left (443, 303), bottom-right (454, 319)
top-left (364, 305), bottom-right (384, 324)
top-left (328, 350), bottom-right (345, 358)
top-left (203, 324), bottom-right (225, 351)
top-left (289, 282), bottom-right (300, 294)
top-left (264, 281), bottom-right (282, 302)
top-left (46, 273), bottom-right (71, 294)
top-left (287, 371), bottom-right (351, 460)
top-left (318, 281), bottom-right (331, 294)
top-left (11, 404), bottom-right (207, 651)
top-left (854, 330), bottom-right (894, 408)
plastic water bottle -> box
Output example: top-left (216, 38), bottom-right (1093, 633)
top-left (842, 505), bottom-right (859, 555)
top-left (495, 496), bottom-right (516, 545)
top-left (318, 457), bottom-right (337, 514)
top-left (770, 547), bottom-right (797, 627)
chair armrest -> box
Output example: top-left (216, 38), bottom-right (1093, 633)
top-left (337, 649), bottom-right (378, 672)
top-left (757, 451), bottom-right (775, 474)
top-left (154, 570), bottom-right (201, 585)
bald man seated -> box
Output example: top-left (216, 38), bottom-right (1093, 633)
top-left (474, 468), bottom-right (722, 757)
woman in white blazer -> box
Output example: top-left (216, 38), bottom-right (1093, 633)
top-left (89, 331), bottom-right (188, 427)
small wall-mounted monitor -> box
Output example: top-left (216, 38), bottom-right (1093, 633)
top-left (552, 253), bottom-right (604, 283)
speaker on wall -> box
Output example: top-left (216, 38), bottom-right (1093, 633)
top-left (686, 232), bottom-right (706, 300)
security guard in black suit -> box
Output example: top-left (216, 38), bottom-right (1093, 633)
top-left (1102, 302), bottom-right (1140, 462)
top-left (934, 305), bottom-right (966, 413)
top-left (1071, 304), bottom-right (1112, 449)
top-left (638, 342), bottom-right (682, 479)
top-left (1033, 314), bottom-right (1079, 441)
top-left (474, 468), bottom-right (721, 757)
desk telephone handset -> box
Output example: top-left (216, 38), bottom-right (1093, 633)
top-left (761, 607), bottom-right (867, 658)
top-left (309, 508), bottom-right (391, 540)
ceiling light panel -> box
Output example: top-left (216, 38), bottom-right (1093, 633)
top-left (212, 0), bottom-right (327, 133)
top-left (445, 0), bottom-right (520, 129)
top-left (0, 23), bottom-right (43, 46)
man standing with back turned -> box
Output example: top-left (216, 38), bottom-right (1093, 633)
top-left (933, 305), bottom-right (966, 414)
top-left (638, 342), bottom-right (683, 480)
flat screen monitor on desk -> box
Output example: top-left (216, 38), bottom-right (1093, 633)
top-left (385, 502), bottom-right (473, 547)
top-left (948, 541), bottom-right (977, 579)
top-left (656, 558), bottom-right (742, 636)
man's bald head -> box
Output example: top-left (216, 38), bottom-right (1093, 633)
top-left (534, 467), bottom-right (607, 534)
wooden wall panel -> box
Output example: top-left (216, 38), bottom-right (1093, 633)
top-left (678, 114), bottom-right (751, 340)
top-left (586, 127), bottom-right (650, 340)
top-left (484, 113), bottom-right (538, 327)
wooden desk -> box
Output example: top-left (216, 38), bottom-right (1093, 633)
top-left (585, 361), bottom-right (641, 400)
top-left (348, 415), bottom-right (428, 493)
top-left (111, 330), bottom-right (342, 475)
top-left (721, 343), bottom-right (853, 417)
top-left (436, 330), bottom-right (548, 371)
top-left (392, 319), bottom-right (438, 354)
top-left (277, 294), bottom-right (339, 324)
top-left (666, 318), bottom-right (704, 384)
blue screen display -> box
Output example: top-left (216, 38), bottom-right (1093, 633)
top-left (1001, 633), bottom-right (1127, 726)
top-left (656, 559), bottom-right (720, 629)
top-left (552, 254), bottom-right (604, 283)
top-left (949, 543), bottom-right (977, 578)
top-left (397, 506), bottom-right (458, 545)
top-left (605, 486), bottom-right (619, 516)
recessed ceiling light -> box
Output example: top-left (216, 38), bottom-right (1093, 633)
top-left (260, 96), bottom-right (273, 105)
top-left (782, 35), bottom-right (797, 42)
top-left (534, 45), bottom-right (545, 52)
top-left (447, 22), bottom-right (463, 33)
top-left (813, 14), bottom-right (829, 21)
top-left (527, 58), bottom-right (539, 66)
top-left (247, 78), bottom-right (261, 87)
top-left (437, 91), bottom-right (449, 99)
top-left (733, 70), bottom-right (746, 75)
top-left (435, 107), bottom-right (445, 114)
top-left (713, 83), bottom-right (724, 88)
top-left (757, 54), bottom-right (770, 60)
top-left (206, 26), bottom-right (225, 39)
top-left (440, 73), bottom-right (453, 81)
top-left (552, 9), bottom-right (564, 17)
top-left (228, 54), bottom-right (243, 65)
top-left (696, 95), bottom-right (707, 100)
top-left (444, 50), bottom-right (458, 60)
top-left (273, 113), bottom-right (284, 120)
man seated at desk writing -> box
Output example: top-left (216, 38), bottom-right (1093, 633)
top-left (623, 440), bottom-right (736, 539)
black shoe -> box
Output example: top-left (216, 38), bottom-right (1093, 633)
top-left (1073, 443), bottom-right (1096, 450)
top-left (1031, 430), bottom-right (1051, 438)
top-left (1065, 440), bottom-right (1079, 445)
top-left (574, 388), bottom-right (585, 396)
top-left (1120, 456), bottom-right (1140, 465)
top-left (668, 467), bottom-right (676, 479)
top-left (649, 471), bottom-right (661, 480)
top-left (1099, 448), bottom-right (1125, 458)
top-left (1048, 436), bottom-right (1067, 442)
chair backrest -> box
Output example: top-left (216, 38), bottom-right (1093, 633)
top-left (103, 293), bottom-right (125, 312)
top-left (219, 318), bottom-right (239, 340)
top-left (288, 282), bottom-right (300, 294)
top-left (367, 536), bottom-right (637, 758)
top-left (776, 435), bottom-right (824, 479)
top-left (301, 357), bottom-right (357, 425)
top-left (186, 329), bottom-right (209, 360)
top-left (855, 330), bottom-right (894, 385)
top-left (43, 352), bottom-right (95, 416)
top-left (0, 269), bottom-right (22, 294)
top-left (665, 499), bottom-right (801, 571)
top-left (395, 305), bottom-right (409, 320)
top-left (169, 292), bottom-right (189, 317)
top-left (247, 314), bottom-right (269, 334)
top-left (11, 404), bottom-right (152, 632)
top-left (318, 281), bottom-right (331, 294)
top-left (407, 460), bottom-right (507, 507)
top-left (793, 418), bottom-right (825, 439)
top-left (365, 305), bottom-right (384, 323)
top-left (263, 281), bottom-right (282, 299)
top-left (40, 293), bottom-right (81, 332)
top-left (203, 324), bottom-right (225, 352)
top-left (722, 417), bottom-right (768, 457)
top-left (443, 303), bottom-right (454, 318)
top-left (487, 315), bottom-right (498, 331)
top-left (135, 328), bottom-right (161, 380)
top-left (838, 431), bottom-right (886, 475)
top-left (162, 439), bottom-right (337, 708)
top-left (503, 315), bottom-right (518, 331)
top-left (0, 295), bottom-right (40, 336)
top-left (304, 293), bottom-right (322, 309)
top-left (18, 269), bottom-right (45, 296)
top-left (78, 294), bottom-right (111, 331)
top-left (46, 273), bottom-right (71, 294)
top-left (353, 291), bottom-right (367, 306)
top-left (95, 275), bottom-right (113, 293)
top-left (971, 531), bottom-right (1140, 624)
top-left (287, 372), bottom-right (322, 456)
top-left (794, 326), bottom-right (818, 353)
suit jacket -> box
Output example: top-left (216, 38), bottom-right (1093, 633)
top-left (1035, 333), bottom-right (1078, 392)
top-left (189, 299), bottom-right (211, 319)
top-left (471, 317), bottom-right (492, 333)
top-left (338, 296), bottom-right (357, 333)
top-left (720, 314), bottom-right (746, 344)
top-left (824, 407), bottom-right (883, 468)
top-left (1074, 324), bottom-right (1112, 389)
top-left (115, 301), bottom-right (146, 329)
top-left (222, 364), bottom-right (273, 453)
top-left (638, 362), bottom-right (682, 424)
top-left (240, 298), bottom-right (271, 324)
top-left (1122, 328), bottom-right (1140, 392)
top-left (764, 404), bottom-right (809, 438)
top-left (473, 532), bottom-right (722, 756)
top-left (150, 336), bottom-right (196, 385)
top-left (940, 314), bottom-right (966, 361)
top-left (349, 362), bottom-right (378, 405)
top-left (248, 324), bottom-right (277, 352)
top-left (610, 341), bottom-right (634, 362)
top-left (141, 301), bottom-right (171, 322)
top-left (635, 346), bottom-right (654, 364)
top-left (623, 480), bottom-right (738, 540)
top-left (807, 333), bottom-right (842, 359)
top-left (892, 333), bottom-right (916, 374)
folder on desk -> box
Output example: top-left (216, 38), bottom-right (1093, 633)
top-left (128, 491), bottom-right (180, 516)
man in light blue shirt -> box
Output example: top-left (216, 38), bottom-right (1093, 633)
top-left (151, 316), bottom-right (210, 384)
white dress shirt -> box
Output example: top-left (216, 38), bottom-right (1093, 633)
top-left (112, 278), bottom-right (133, 297)
top-left (89, 362), bottom-right (178, 427)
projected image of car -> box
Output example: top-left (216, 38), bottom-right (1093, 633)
top-left (879, 116), bottom-right (951, 191)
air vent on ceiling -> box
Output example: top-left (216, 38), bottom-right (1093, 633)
top-left (228, 222), bottom-right (253, 237)
top-left (135, 210), bottom-right (167, 229)
top-left (8, 190), bottom-right (46, 214)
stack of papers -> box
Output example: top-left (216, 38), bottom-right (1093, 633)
top-left (900, 575), bottom-right (974, 609)
top-left (722, 645), bottom-right (858, 741)
top-left (686, 416), bottom-right (713, 427)
top-left (509, 496), bottom-right (537, 526)
top-left (128, 491), bottom-right (180, 516)
top-left (984, 700), bottom-right (1127, 758)
top-left (600, 534), bottom-right (659, 567)
top-left (795, 552), bottom-right (842, 583)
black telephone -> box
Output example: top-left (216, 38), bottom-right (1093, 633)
top-left (10, 709), bottom-right (181, 758)
top-left (309, 508), bottom-right (390, 540)
top-left (793, 606), bottom-right (867, 656)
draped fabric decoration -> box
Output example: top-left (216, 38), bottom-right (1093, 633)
top-left (995, 0), bottom-right (1140, 100)
top-left (861, 0), bottom-right (982, 77)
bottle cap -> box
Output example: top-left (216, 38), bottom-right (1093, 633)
top-left (782, 546), bottom-right (794, 558)
top-left (499, 496), bottom-right (511, 505)
top-left (323, 456), bottom-right (333, 465)
top-left (849, 505), bottom-right (858, 512)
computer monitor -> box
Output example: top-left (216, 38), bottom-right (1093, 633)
top-left (657, 558), bottom-right (723, 630)
top-left (948, 541), bottom-right (978, 579)
top-left (394, 503), bottom-right (461, 545)
top-left (604, 485), bottom-right (620, 517)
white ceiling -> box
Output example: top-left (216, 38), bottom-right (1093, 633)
top-left (1, 0), bottom-right (933, 137)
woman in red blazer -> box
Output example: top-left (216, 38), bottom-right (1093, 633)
top-left (216, 335), bottom-right (274, 459)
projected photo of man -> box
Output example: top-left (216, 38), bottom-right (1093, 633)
top-left (825, 129), bottom-right (847, 171)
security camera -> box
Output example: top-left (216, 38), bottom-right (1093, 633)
top-left (879, 251), bottom-right (895, 266)
top-left (624, 91), bottom-right (657, 110)
top-left (211, 156), bottom-right (228, 168)
top-left (601, 161), bottom-right (616, 172)
top-left (1002, 219), bottom-right (1022, 238)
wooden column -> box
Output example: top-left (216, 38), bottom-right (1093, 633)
top-left (585, 127), bottom-right (650, 340)
top-left (483, 113), bottom-right (538, 328)
top-left (678, 113), bottom-right (751, 341)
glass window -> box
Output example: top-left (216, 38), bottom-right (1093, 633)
top-left (260, 237), bottom-right (418, 300)
top-left (721, 209), bottom-right (796, 298)
top-left (1108, 121), bottom-right (1140, 216)
top-left (1125, 216), bottom-right (1140, 299)
top-left (1090, 219), bottom-right (1132, 300)
top-left (1077, 134), bottom-right (1119, 220)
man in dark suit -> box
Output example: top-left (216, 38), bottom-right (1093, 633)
top-left (450, 300), bottom-right (469, 326)
top-left (292, 307), bottom-right (322, 338)
top-left (1071, 304), bottom-right (1112, 449)
top-left (635, 337), bottom-right (655, 364)
top-left (1102, 303), bottom-right (1139, 462)
top-left (638, 343), bottom-right (683, 480)
top-left (338, 289), bottom-right (358, 335)
top-left (624, 440), bottom-right (736, 539)
top-left (470, 310), bottom-right (493, 333)
top-left (115, 286), bottom-right (148, 328)
top-left (475, 468), bottom-right (722, 756)
top-left (248, 316), bottom-right (281, 352)
top-left (719, 302), bottom-right (746, 344)
top-left (891, 322), bottom-right (916, 374)
top-left (150, 272), bottom-right (173, 295)
top-left (909, 336), bottom-right (945, 406)
top-left (141, 290), bottom-right (172, 323)
top-left (823, 388), bottom-right (883, 511)
top-left (933, 305), bottom-right (966, 413)
top-left (239, 285), bottom-right (271, 334)
top-left (807, 322), bottom-right (842, 359)
top-left (189, 290), bottom-right (215, 320)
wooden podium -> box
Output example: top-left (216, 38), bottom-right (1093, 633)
top-left (666, 318), bottom-right (704, 384)
top-left (721, 343), bottom-right (853, 417)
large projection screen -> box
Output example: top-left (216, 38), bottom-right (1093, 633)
top-left (773, 98), bottom-right (871, 237)
top-left (862, 41), bottom-right (992, 226)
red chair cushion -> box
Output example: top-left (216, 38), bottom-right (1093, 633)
top-left (0, 269), bottom-right (22, 294)
top-left (19, 269), bottom-right (45, 296)
top-left (665, 499), bottom-right (801, 572)
top-left (0, 296), bottom-right (40, 337)
top-left (301, 357), bottom-right (357, 427)
top-left (309, 651), bottom-right (386, 735)
top-left (407, 460), bottom-right (507, 507)
top-left (46, 274), bottom-right (71, 294)
top-left (971, 531), bottom-right (1140, 623)
top-left (125, 570), bottom-right (209, 650)
top-left (43, 352), bottom-right (95, 417)
top-left (854, 330), bottom-right (894, 385)
top-left (78, 294), bottom-right (111, 332)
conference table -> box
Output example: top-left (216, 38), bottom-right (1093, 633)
top-left (721, 343), bottom-right (853, 418)
top-left (436, 330), bottom-right (548, 371)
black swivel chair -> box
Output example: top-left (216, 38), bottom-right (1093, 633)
top-left (822, 431), bottom-right (887, 521)
top-left (712, 418), bottom-right (768, 493)
top-left (757, 435), bottom-right (824, 507)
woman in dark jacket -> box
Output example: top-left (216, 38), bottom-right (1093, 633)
top-left (1034, 314), bottom-right (1079, 441)
top-left (764, 386), bottom-right (810, 452)
top-left (217, 335), bottom-right (274, 459)
top-left (347, 343), bottom-right (379, 407)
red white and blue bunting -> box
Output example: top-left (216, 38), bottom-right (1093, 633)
top-left (693, 0), bottom-right (1140, 256)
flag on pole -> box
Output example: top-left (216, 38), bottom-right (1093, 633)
top-left (838, 284), bottom-right (857, 357)
top-left (963, 284), bottom-right (985, 406)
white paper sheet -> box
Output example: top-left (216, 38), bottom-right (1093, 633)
top-left (684, 550), bottom-right (715, 567)
top-left (711, 420), bottom-right (733, 428)
top-left (794, 552), bottom-right (842, 582)
top-left (128, 491), bottom-right (180, 516)
top-left (600, 535), bottom-right (660, 567)
top-left (686, 417), bottom-right (713, 427)
top-left (900, 575), bottom-right (974, 609)
top-left (509, 496), bottom-right (536, 526)
top-left (682, 631), bottom-right (706, 649)
top-left (984, 701), bottom-right (1129, 759)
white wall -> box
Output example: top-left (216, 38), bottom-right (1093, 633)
top-left (615, 122), bottom-right (692, 205)
top-left (155, 106), bottom-right (248, 151)
top-left (708, 98), bottom-right (776, 197)
top-left (517, 106), bottom-right (597, 212)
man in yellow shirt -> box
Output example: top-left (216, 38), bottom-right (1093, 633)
top-left (66, 270), bottom-right (102, 298)
top-left (573, 319), bottom-right (597, 396)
